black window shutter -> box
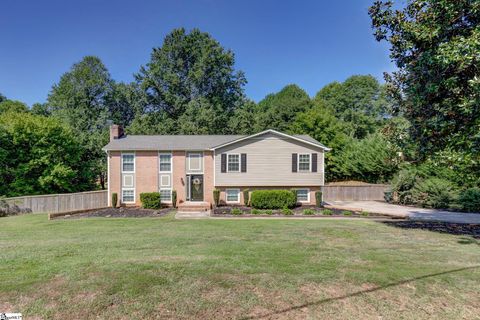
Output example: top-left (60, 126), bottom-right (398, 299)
top-left (312, 153), bottom-right (318, 172)
top-left (241, 153), bottom-right (247, 172)
top-left (221, 154), bottom-right (227, 173)
top-left (292, 153), bottom-right (298, 172)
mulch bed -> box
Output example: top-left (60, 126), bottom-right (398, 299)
top-left (382, 220), bottom-right (480, 238)
top-left (55, 207), bottom-right (172, 219)
top-left (212, 206), bottom-right (394, 219)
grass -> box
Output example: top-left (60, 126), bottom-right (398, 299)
top-left (1, 213), bottom-right (479, 319)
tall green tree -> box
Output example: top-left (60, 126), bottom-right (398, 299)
top-left (315, 75), bottom-right (391, 139)
top-left (256, 84), bottom-right (312, 132)
top-left (136, 28), bottom-right (246, 134)
top-left (0, 93), bottom-right (6, 103)
top-left (0, 112), bottom-right (94, 196)
top-left (31, 103), bottom-right (51, 116)
top-left (228, 100), bottom-right (259, 134)
top-left (106, 82), bottom-right (142, 127)
top-left (0, 100), bottom-right (29, 114)
top-left (369, 0), bottom-right (480, 155)
top-left (47, 56), bottom-right (114, 189)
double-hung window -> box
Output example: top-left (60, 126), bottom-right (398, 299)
top-left (122, 189), bottom-right (135, 203)
top-left (159, 153), bottom-right (172, 172)
top-left (226, 189), bottom-right (240, 203)
top-left (296, 189), bottom-right (309, 203)
top-left (298, 154), bottom-right (311, 172)
top-left (227, 154), bottom-right (240, 172)
top-left (160, 189), bottom-right (172, 202)
top-left (122, 153), bottom-right (135, 172)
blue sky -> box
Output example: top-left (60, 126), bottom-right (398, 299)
top-left (0, 0), bottom-right (393, 106)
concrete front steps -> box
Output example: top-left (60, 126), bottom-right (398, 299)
top-left (175, 202), bottom-right (211, 218)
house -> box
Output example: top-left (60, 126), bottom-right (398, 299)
top-left (102, 125), bottom-right (330, 210)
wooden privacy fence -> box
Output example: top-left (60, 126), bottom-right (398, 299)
top-left (322, 184), bottom-right (389, 201)
top-left (4, 190), bottom-right (108, 214)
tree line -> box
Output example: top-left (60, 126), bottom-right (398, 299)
top-left (1, 0), bottom-right (478, 209)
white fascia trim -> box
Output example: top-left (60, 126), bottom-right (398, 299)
top-left (209, 129), bottom-right (331, 151)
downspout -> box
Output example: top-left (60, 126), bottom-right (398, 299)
top-left (106, 150), bottom-right (110, 207)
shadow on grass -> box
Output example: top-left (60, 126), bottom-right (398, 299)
top-left (380, 220), bottom-right (480, 239)
top-left (242, 265), bottom-right (480, 320)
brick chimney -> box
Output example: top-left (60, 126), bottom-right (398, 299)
top-left (110, 124), bottom-right (124, 141)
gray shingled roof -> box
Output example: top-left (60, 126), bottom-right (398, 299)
top-left (102, 130), bottom-right (329, 151)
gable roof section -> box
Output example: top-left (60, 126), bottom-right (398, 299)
top-left (210, 129), bottom-right (331, 151)
top-left (102, 129), bottom-right (330, 151)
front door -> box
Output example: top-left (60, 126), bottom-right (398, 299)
top-left (188, 174), bottom-right (204, 201)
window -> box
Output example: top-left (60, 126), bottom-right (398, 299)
top-left (226, 189), bottom-right (240, 203)
top-left (122, 153), bottom-right (135, 172)
top-left (160, 189), bottom-right (172, 202)
top-left (122, 189), bottom-right (135, 203)
top-left (188, 153), bottom-right (202, 171)
top-left (227, 154), bottom-right (240, 172)
top-left (160, 175), bottom-right (170, 187)
top-left (159, 153), bottom-right (172, 172)
top-left (296, 189), bottom-right (310, 203)
top-left (123, 175), bottom-right (134, 187)
top-left (298, 154), bottom-right (311, 172)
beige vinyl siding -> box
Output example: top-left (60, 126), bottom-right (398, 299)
top-left (215, 133), bottom-right (324, 187)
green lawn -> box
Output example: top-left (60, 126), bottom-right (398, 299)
top-left (1, 213), bottom-right (479, 319)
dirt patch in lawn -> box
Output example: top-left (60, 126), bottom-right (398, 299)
top-left (54, 207), bottom-right (172, 219)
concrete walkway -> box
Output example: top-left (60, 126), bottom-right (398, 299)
top-left (327, 200), bottom-right (480, 224)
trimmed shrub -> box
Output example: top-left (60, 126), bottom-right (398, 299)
top-left (411, 178), bottom-right (459, 209)
top-left (342, 210), bottom-right (352, 216)
top-left (303, 209), bottom-right (315, 215)
top-left (250, 190), bottom-right (297, 209)
top-left (251, 209), bottom-right (261, 215)
top-left (282, 208), bottom-right (293, 215)
top-left (264, 210), bottom-right (273, 215)
top-left (390, 168), bottom-right (419, 205)
top-left (231, 208), bottom-right (242, 215)
top-left (243, 189), bottom-right (250, 206)
top-left (458, 188), bottom-right (480, 212)
top-left (172, 190), bottom-right (177, 208)
top-left (322, 209), bottom-right (333, 215)
top-left (213, 189), bottom-right (220, 207)
top-left (315, 191), bottom-right (323, 207)
top-left (361, 211), bottom-right (369, 216)
top-left (140, 192), bottom-right (161, 209)
top-left (111, 192), bottom-right (118, 208)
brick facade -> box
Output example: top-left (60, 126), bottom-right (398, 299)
top-left (172, 151), bottom-right (186, 205)
top-left (108, 151), bottom-right (121, 206)
top-left (135, 151), bottom-right (158, 206)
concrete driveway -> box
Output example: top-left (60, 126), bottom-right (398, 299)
top-left (327, 200), bottom-right (480, 224)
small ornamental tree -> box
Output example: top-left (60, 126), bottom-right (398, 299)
top-left (243, 189), bottom-right (250, 206)
top-left (172, 190), bottom-right (177, 208)
top-left (315, 191), bottom-right (323, 208)
top-left (111, 193), bottom-right (118, 208)
top-left (213, 189), bottom-right (220, 207)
